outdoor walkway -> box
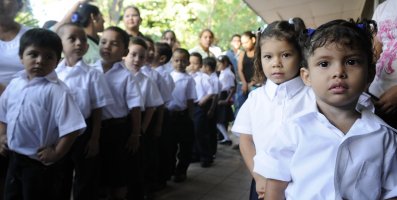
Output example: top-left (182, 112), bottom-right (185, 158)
top-left (156, 138), bottom-right (252, 200)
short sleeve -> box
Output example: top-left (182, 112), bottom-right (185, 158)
top-left (231, 96), bottom-right (252, 135)
top-left (253, 122), bottom-right (298, 182)
top-left (0, 86), bottom-right (10, 122)
top-left (144, 79), bottom-right (164, 107)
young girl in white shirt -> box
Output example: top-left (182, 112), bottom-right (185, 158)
top-left (259, 19), bottom-right (397, 200)
top-left (231, 18), bottom-right (313, 199)
top-left (216, 55), bottom-right (236, 145)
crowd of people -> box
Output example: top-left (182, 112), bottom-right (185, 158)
top-left (1, 0), bottom-right (397, 200)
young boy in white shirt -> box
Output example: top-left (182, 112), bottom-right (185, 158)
top-left (56, 23), bottom-right (114, 200)
top-left (166, 48), bottom-right (197, 182)
top-left (94, 26), bottom-right (143, 200)
top-left (0, 28), bottom-right (86, 200)
top-left (124, 37), bottom-right (164, 199)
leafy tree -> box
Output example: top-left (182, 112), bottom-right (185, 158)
top-left (16, 0), bottom-right (39, 27)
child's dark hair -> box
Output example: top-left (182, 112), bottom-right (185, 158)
top-left (173, 48), bottom-right (190, 59)
top-left (253, 18), bottom-right (306, 83)
top-left (190, 52), bottom-right (203, 64)
top-left (104, 26), bottom-right (130, 50)
top-left (129, 36), bottom-right (148, 49)
top-left (19, 28), bottom-right (63, 61)
top-left (71, 3), bottom-right (100, 28)
top-left (217, 55), bottom-right (234, 73)
top-left (203, 57), bottom-right (217, 72)
top-left (155, 42), bottom-right (172, 63)
top-left (299, 19), bottom-right (377, 83)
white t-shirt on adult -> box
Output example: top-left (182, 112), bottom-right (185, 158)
top-left (0, 25), bottom-right (30, 85)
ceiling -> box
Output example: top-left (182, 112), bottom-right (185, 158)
top-left (244, 0), bottom-right (370, 28)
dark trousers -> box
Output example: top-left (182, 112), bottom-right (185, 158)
top-left (4, 152), bottom-right (61, 200)
top-left (59, 119), bottom-right (100, 200)
top-left (0, 156), bottom-right (8, 200)
top-left (249, 179), bottom-right (260, 200)
top-left (126, 139), bottom-right (144, 200)
top-left (193, 103), bottom-right (213, 162)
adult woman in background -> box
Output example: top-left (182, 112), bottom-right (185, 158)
top-left (0, 0), bottom-right (29, 91)
top-left (189, 29), bottom-right (216, 59)
top-left (123, 5), bottom-right (143, 37)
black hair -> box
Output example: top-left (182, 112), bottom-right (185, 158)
top-left (231, 34), bottom-right (241, 41)
top-left (199, 29), bottom-right (214, 38)
top-left (203, 57), bottom-right (217, 72)
top-left (189, 52), bottom-right (203, 64)
top-left (254, 17), bottom-right (306, 83)
top-left (217, 55), bottom-right (234, 73)
top-left (299, 18), bottom-right (377, 83)
top-left (104, 26), bottom-right (130, 50)
top-left (19, 28), bottom-right (63, 61)
top-left (241, 31), bottom-right (255, 39)
top-left (155, 42), bottom-right (172, 63)
top-left (142, 35), bottom-right (154, 47)
top-left (173, 48), bottom-right (190, 59)
top-left (129, 36), bottom-right (148, 49)
top-left (71, 3), bottom-right (100, 28)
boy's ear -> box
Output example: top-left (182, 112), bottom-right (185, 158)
top-left (252, 37), bottom-right (256, 45)
top-left (159, 55), bottom-right (167, 63)
top-left (300, 67), bottom-right (311, 86)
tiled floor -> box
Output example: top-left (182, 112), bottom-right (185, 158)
top-left (156, 138), bottom-right (252, 200)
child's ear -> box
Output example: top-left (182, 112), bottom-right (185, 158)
top-left (300, 67), bottom-right (311, 86)
top-left (159, 55), bottom-right (167, 63)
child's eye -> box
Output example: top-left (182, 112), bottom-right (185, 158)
top-left (282, 53), bottom-right (291, 58)
top-left (263, 55), bottom-right (271, 60)
top-left (318, 61), bottom-right (329, 68)
top-left (346, 59), bottom-right (359, 66)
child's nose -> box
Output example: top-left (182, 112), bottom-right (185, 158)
top-left (332, 65), bottom-right (347, 79)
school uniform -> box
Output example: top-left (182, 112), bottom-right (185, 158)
top-left (93, 60), bottom-right (143, 189)
top-left (217, 67), bottom-right (235, 124)
top-left (208, 72), bottom-right (221, 158)
top-left (232, 77), bottom-right (314, 200)
top-left (131, 69), bottom-right (164, 198)
top-left (142, 65), bottom-right (174, 104)
top-left (254, 107), bottom-right (397, 199)
top-left (0, 71), bottom-right (86, 200)
top-left (163, 71), bottom-right (196, 181)
top-left (56, 59), bottom-right (114, 200)
top-left (192, 71), bottom-right (216, 166)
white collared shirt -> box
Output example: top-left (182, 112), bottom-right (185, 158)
top-left (209, 72), bottom-right (221, 94)
top-left (231, 77), bottom-right (315, 152)
top-left (166, 71), bottom-right (197, 111)
top-left (254, 108), bottom-right (397, 200)
top-left (155, 62), bottom-right (173, 75)
top-left (142, 65), bottom-right (174, 103)
top-left (0, 71), bottom-right (86, 160)
top-left (193, 72), bottom-right (216, 103)
top-left (219, 67), bottom-right (235, 91)
top-left (93, 61), bottom-right (143, 119)
top-left (56, 60), bottom-right (114, 119)
top-left (132, 70), bottom-right (164, 108)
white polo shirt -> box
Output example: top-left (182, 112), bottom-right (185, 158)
top-left (166, 71), bottom-right (197, 111)
top-left (56, 60), bottom-right (114, 119)
top-left (231, 77), bottom-right (315, 153)
top-left (193, 72), bottom-right (215, 103)
top-left (0, 71), bottom-right (86, 160)
top-left (219, 67), bottom-right (235, 92)
top-left (254, 108), bottom-right (397, 200)
top-left (209, 72), bottom-right (221, 94)
top-left (93, 61), bottom-right (143, 119)
top-left (132, 70), bottom-right (164, 108)
top-left (141, 65), bottom-right (173, 103)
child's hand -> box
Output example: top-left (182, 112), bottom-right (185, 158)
top-left (125, 135), bottom-right (140, 154)
top-left (376, 85), bottom-right (397, 114)
top-left (85, 138), bottom-right (99, 158)
top-left (37, 146), bottom-right (59, 165)
top-left (0, 134), bottom-right (8, 156)
top-left (254, 174), bottom-right (267, 199)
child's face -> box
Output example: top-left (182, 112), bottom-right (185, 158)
top-left (260, 37), bottom-right (300, 84)
top-left (162, 32), bottom-right (176, 47)
top-left (145, 41), bottom-right (154, 64)
top-left (20, 45), bottom-right (58, 80)
top-left (93, 13), bottom-right (105, 33)
top-left (59, 26), bottom-right (88, 61)
top-left (124, 44), bottom-right (146, 72)
top-left (99, 30), bottom-right (128, 64)
top-left (189, 56), bottom-right (201, 72)
top-left (301, 42), bottom-right (368, 109)
top-left (172, 52), bottom-right (189, 72)
top-left (217, 60), bottom-right (225, 71)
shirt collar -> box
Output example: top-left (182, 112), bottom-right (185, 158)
top-left (264, 77), bottom-right (305, 101)
top-left (58, 59), bottom-right (90, 73)
top-left (18, 70), bottom-right (59, 84)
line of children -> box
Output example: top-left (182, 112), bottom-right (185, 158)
top-left (0, 28), bottom-right (87, 200)
top-left (255, 19), bottom-right (397, 200)
top-left (55, 23), bottom-right (114, 200)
